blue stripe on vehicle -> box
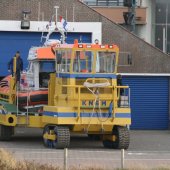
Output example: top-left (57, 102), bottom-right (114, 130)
top-left (115, 113), bottom-right (131, 118)
top-left (43, 112), bottom-right (77, 117)
top-left (80, 112), bottom-right (112, 118)
top-left (43, 111), bottom-right (131, 118)
top-left (56, 73), bottom-right (117, 79)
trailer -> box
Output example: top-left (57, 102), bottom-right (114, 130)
top-left (0, 39), bottom-right (131, 149)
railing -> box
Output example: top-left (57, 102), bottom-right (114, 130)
top-left (83, 0), bottom-right (143, 7)
top-left (83, 0), bottom-right (124, 6)
top-left (60, 84), bottom-right (114, 117)
top-left (59, 82), bottom-right (130, 119)
top-left (116, 86), bottom-right (130, 108)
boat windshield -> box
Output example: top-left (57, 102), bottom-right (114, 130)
top-left (73, 51), bottom-right (93, 73)
top-left (39, 61), bottom-right (55, 73)
top-left (96, 52), bottom-right (116, 73)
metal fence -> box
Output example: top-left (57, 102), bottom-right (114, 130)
top-left (2, 147), bottom-right (170, 170)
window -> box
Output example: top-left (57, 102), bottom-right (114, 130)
top-left (39, 61), bottom-right (55, 73)
top-left (73, 51), bottom-right (93, 73)
top-left (39, 61), bottom-right (55, 88)
top-left (96, 52), bottom-right (116, 73)
top-left (56, 50), bottom-right (72, 72)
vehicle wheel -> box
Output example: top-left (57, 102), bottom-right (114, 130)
top-left (53, 126), bottom-right (70, 149)
top-left (103, 126), bottom-right (130, 149)
top-left (0, 125), bottom-right (14, 141)
top-left (43, 125), bottom-right (54, 148)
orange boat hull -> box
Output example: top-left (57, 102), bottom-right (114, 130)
top-left (0, 75), bottom-right (48, 107)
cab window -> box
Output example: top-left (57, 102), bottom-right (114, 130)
top-left (96, 52), bottom-right (116, 73)
top-left (73, 51), bottom-right (93, 73)
top-left (56, 50), bottom-right (72, 72)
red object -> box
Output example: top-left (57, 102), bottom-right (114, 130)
top-left (81, 69), bottom-right (88, 73)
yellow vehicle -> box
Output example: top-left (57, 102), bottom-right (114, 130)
top-left (0, 40), bottom-right (131, 149)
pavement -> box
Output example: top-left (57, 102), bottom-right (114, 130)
top-left (0, 128), bottom-right (170, 169)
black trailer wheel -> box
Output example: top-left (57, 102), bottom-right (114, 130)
top-left (103, 126), bottom-right (130, 149)
top-left (43, 126), bottom-right (70, 149)
top-left (53, 126), bottom-right (70, 149)
top-left (0, 125), bottom-right (14, 141)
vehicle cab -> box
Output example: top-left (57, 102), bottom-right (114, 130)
top-left (48, 41), bottom-right (130, 110)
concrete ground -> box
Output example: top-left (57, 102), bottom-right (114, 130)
top-left (0, 128), bottom-right (170, 169)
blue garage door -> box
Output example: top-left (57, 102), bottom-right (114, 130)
top-left (122, 76), bottom-right (169, 130)
top-left (0, 31), bottom-right (92, 77)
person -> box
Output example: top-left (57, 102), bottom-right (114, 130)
top-left (117, 74), bottom-right (123, 95)
top-left (117, 74), bottom-right (122, 86)
top-left (117, 74), bottom-right (123, 107)
top-left (8, 51), bottom-right (23, 83)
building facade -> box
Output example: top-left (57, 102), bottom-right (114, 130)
top-left (84, 0), bottom-right (170, 54)
top-left (155, 0), bottom-right (170, 54)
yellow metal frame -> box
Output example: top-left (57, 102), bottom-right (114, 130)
top-left (102, 134), bottom-right (116, 142)
top-left (43, 130), bottom-right (56, 141)
top-left (0, 113), bottom-right (17, 126)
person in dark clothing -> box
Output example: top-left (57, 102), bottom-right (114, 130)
top-left (117, 74), bottom-right (123, 95)
top-left (117, 74), bottom-right (123, 107)
top-left (8, 51), bottom-right (23, 82)
top-left (117, 74), bottom-right (122, 86)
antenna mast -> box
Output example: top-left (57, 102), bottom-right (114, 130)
top-left (54, 6), bottom-right (66, 44)
top-left (43, 6), bottom-right (66, 45)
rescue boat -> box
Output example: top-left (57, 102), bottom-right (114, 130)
top-left (0, 42), bottom-right (56, 110)
top-left (0, 17), bottom-right (66, 110)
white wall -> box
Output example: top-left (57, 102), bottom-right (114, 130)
top-left (0, 20), bottom-right (102, 44)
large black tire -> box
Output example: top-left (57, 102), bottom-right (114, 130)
top-left (53, 126), bottom-right (70, 149)
top-left (103, 126), bottom-right (130, 149)
top-left (0, 125), bottom-right (14, 141)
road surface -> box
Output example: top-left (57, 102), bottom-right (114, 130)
top-left (0, 128), bottom-right (170, 169)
